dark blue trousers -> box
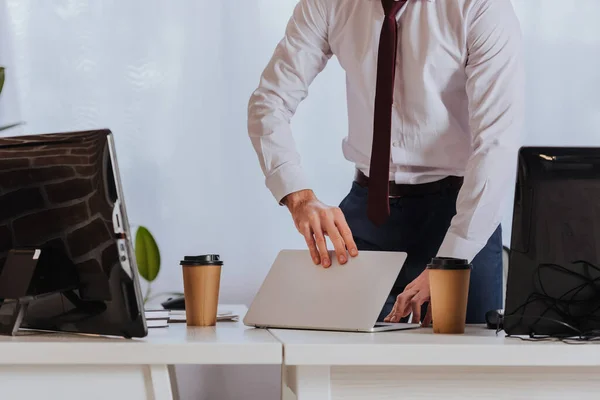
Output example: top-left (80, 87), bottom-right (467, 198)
top-left (339, 181), bottom-right (503, 324)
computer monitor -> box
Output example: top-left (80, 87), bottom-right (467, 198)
top-left (504, 146), bottom-right (600, 336)
top-left (0, 129), bottom-right (147, 338)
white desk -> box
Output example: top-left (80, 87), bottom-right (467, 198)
top-left (0, 305), bottom-right (281, 400)
top-left (273, 326), bottom-right (600, 400)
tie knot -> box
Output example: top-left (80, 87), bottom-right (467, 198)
top-left (383, 0), bottom-right (406, 17)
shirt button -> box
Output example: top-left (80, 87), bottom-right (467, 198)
top-left (392, 141), bottom-right (400, 147)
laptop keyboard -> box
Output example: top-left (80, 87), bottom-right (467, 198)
top-left (373, 323), bottom-right (389, 327)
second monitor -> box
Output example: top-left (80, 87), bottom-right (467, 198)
top-left (505, 146), bottom-right (600, 337)
top-left (0, 129), bottom-right (147, 338)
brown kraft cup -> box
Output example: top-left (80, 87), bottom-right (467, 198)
top-left (180, 254), bottom-right (223, 326)
top-left (427, 257), bottom-right (471, 334)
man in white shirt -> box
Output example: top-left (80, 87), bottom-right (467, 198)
top-left (248, 0), bottom-right (524, 324)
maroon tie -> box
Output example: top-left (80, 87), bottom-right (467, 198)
top-left (367, 0), bottom-right (406, 226)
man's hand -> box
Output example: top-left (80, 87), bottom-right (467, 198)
top-left (384, 270), bottom-right (432, 326)
top-left (283, 189), bottom-right (358, 267)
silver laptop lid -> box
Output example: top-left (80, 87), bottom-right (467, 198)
top-left (244, 250), bottom-right (407, 331)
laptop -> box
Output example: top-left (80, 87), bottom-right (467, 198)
top-left (244, 249), bottom-right (420, 332)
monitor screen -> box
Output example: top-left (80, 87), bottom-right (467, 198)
top-left (0, 130), bottom-right (146, 338)
top-left (504, 147), bottom-right (600, 336)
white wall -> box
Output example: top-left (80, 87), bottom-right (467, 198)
top-left (0, 1), bottom-right (22, 133)
top-left (2, 0), bottom-right (350, 308)
top-left (1, 0), bottom-right (600, 399)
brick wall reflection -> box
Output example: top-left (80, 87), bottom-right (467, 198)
top-left (0, 131), bottom-right (118, 300)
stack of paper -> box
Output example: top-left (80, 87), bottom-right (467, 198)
top-left (169, 309), bottom-right (239, 323)
top-left (144, 309), bottom-right (170, 328)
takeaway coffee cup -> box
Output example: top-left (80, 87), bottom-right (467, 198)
top-left (427, 257), bottom-right (471, 334)
top-left (180, 254), bottom-right (223, 327)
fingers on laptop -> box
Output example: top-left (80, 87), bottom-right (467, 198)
top-left (324, 216), bottom-right (348, 265)
top-left (302, 208), bottom-right (358, 267)
top-left (301, 225), bottom-right (321, 265)
top-left (309, 216), bottom-right (331, 267)
top-left (333, 208), bottom-right (358, 258)
top-left (385, 289), bottom-right (427, 324)
top-left (384, 291), bottom-right (410, 322)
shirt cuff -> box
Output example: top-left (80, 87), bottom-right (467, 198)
top-left (265, 163), bottom-right (311, 204)
top-left (436, 230), bottom-right (487, 263)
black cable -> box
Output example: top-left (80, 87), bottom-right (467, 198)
top-left (537, 262), bottom-right (600, 327)
top-left (504, 259), bottom-right (600, 341)
top-left (509, 335), bottom-right (600, 345)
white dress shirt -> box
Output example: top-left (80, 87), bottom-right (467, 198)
top-left (247, 0), bottom-right (525, 262)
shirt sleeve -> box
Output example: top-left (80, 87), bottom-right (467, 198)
top-left (247, 0), bottom-right (332, 203)
top-left (436, 0), bottom-right (525, 261)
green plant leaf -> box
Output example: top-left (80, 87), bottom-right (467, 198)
top-left (135, 226), bottom-right (160, 282)
top-left (0, 67), bottom-right (5, 96)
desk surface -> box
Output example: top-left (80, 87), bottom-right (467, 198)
top-left (271, 326), bottom-right (600, 367)
top-left (0, 305), bottom-right (281, 365)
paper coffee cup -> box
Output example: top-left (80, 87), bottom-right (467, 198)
top-left (427, 257), bottom-right (471, 334)
top-left (180, 254), bottom-right (223, 326)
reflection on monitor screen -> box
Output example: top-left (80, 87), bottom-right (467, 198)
top-left (0, 130), bottom-right (146, 338)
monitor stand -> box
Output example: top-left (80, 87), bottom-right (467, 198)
top-left (0, 295), bottom-right (38, 336)
top-left (0, 248), bottom-right (80, 336)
